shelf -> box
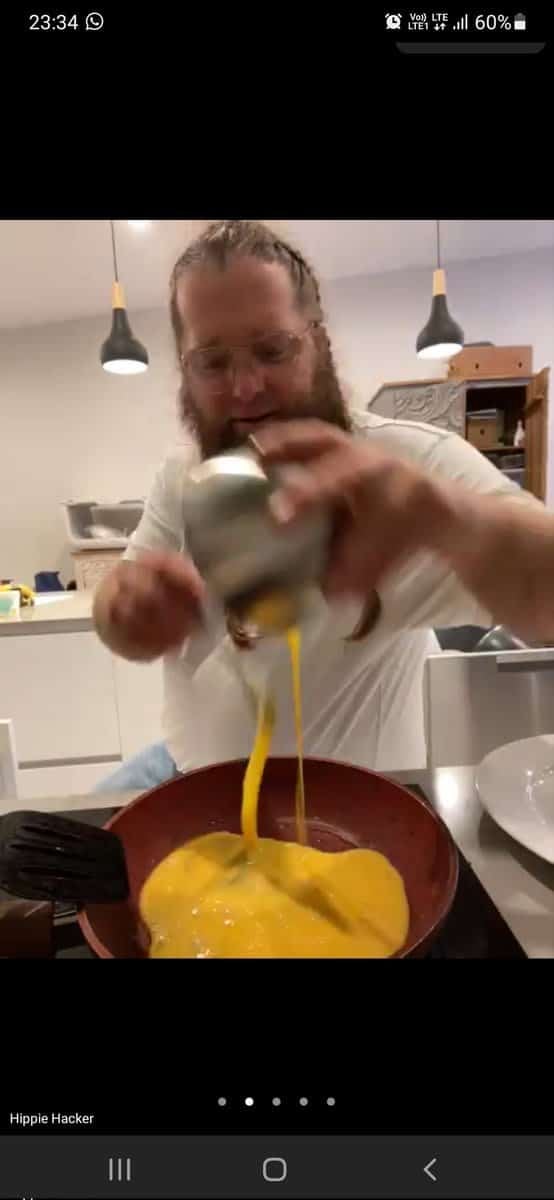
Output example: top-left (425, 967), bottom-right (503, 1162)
top-left (465, 378), bottom-right (531, 390)
top-left (467, 443), bottom-right (525, 455)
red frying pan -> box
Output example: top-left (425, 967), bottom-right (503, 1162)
top-left (77, 757), bottom-right (458, 958)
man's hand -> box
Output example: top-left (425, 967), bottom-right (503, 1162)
top-left (256, 419), bottom-right (451, 597)
top-left (93, 550), bottom-right (206, 662)
top-left (254, 418), bottom-right (554, 644)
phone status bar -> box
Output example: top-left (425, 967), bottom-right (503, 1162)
top-left (383, 9), bottom-right (547, 53)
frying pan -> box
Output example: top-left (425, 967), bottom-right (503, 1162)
top-left (75, 757), bottom-right (459, 958)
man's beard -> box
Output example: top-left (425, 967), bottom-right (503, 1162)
top-left (178, 346), bottom-right (353, 460)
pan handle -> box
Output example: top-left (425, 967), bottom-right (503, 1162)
top-left (0, 898), bottom-right (54, 957)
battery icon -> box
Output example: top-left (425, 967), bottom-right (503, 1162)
top-left (514, 12), bottom-right (526, 30)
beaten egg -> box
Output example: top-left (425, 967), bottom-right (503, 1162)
top-left (139, 594), bottom-right (409, 958)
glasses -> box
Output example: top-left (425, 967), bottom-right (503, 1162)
top-left (181, 322), bottom-right (320, 386)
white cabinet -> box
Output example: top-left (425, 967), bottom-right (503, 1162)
top-left (113, 657), bottom-right (164, 758)
top-left (0, 632), bottom-right (120, 763)
top-left (0, 626), bottom-right (166, 799)
top-left (18, 760), bottom-right (118, 800)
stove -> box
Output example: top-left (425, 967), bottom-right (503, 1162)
top-left (2, 785), bottom-right (527, 959)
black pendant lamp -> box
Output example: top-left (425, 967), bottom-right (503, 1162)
top-left (100, 220), bottom-right (148, 375)
top-left (416, 219), bottom-right (464, 360)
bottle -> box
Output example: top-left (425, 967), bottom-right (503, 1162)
top-left (513, 420), bottom-right (525, 448)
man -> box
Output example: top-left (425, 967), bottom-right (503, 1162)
top-left (93, 219), bottom-right (552, 788)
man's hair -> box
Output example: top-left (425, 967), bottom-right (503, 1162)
top-left (169, 219), bottom-right (324, 345)
top-left (169, 219), bottom-right (352, 445)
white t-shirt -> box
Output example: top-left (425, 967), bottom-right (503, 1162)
top-left (125, 410), bottom-right (527, 772)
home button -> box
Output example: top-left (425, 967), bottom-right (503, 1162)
top-left (262, 1157), bottom-right (288, 1182)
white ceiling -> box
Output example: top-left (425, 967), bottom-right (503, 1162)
top-left (0, 219), bottom-right (552, 330)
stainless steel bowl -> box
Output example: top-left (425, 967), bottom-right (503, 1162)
top-left (182, 447), bottom-right (330, 629)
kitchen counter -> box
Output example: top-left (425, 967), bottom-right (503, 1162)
top-left (0, 592), bottom-right (93, 635)
top-left (1, 765), bottom-right (553, 958)
top-left (393, 767), bottom-right (554, 960)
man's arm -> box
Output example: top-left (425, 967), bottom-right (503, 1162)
top-left (375, 428), bottom-right (539, 637)
top-left (254, 418), bottom-right (552, 643)
top-left (93, 451), bottom-right (205, 661)
top-left (429, 482), bottom-right (554, 644)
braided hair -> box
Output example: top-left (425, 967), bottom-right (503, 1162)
top-left (169, 220), bottom-right (347, 419)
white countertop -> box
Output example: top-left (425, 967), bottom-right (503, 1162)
top-left (393, 768), bottom-right (554, 960)
top-left (2, 766), bottom-right (553, 958)
top-left (0, 592), bottom-right (93, 635)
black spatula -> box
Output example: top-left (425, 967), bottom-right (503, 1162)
top-left (0, 811), bottom-right (129, 904)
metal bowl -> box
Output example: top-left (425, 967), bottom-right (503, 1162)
top-left (182, 449), bottom-right (330, 623)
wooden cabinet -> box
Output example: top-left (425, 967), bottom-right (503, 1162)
top-left (368, 349), bottom-right (549, 502)
top-left (447, 345), bottom-right (533, 381)
top-left (524, 368), bottom-right (549, 500)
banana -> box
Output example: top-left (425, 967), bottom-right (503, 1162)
top-left (0, 583), bottom-right (35, 606)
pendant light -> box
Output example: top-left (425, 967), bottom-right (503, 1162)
top-left (100, 220), bottom-right (149, 374)
top-left (416, 219), bottom-right (464, 360)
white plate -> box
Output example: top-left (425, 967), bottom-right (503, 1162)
top-left (476, 735), bottom-right (554, 864)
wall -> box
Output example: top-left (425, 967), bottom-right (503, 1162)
top-left (323, 247), bottom-right (554, 498)
top-left (1, 247), bottom-right (553, 585)
top-left (1, 310), bottom-right (182, 584)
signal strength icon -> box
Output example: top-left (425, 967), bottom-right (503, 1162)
top-left (453, 14), bottom-right (468, 30)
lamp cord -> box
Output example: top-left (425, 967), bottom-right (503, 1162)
top-left (436, 218), bottom-right (441, 269)
top-left (109, 220), bottom-right (119, 281)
